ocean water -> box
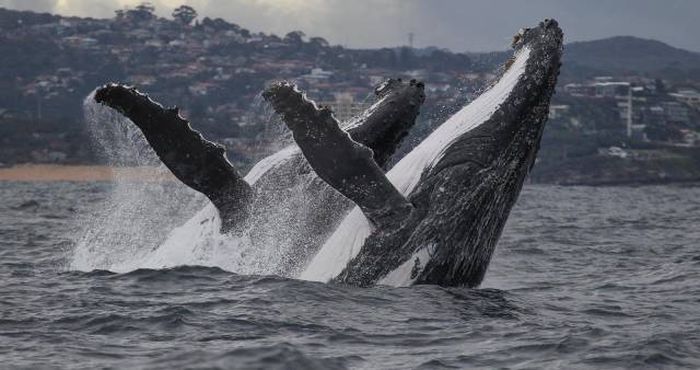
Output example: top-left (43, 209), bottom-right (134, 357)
top-left (1, 181), bottom-right (700, 369)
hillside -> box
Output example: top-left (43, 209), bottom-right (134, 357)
top-left (472, 36), bottom-right (700, 82)
top-left (562, 36), bottom-right (700, 81)
top-left (1, 7), bottom-right (699, 185)
top-left (0, 7), bottom-right (479, 166)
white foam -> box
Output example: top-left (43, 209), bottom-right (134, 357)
top-left (71, 93), bottom-right (207, 272)
top-left (300, 47), bottom-right (532, 284)
top-left (72, 92), bottom-right (303, 274)
top-left (105, 145), bottom-right (304, 273)
top-left (113, 203), bottom-right (224, 271)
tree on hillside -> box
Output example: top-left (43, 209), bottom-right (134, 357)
top-left (199, 17), bottom-right (239, 31)
top-left (135, 2), bottom-right (156, 14)
top-left (125, 2), bottom-right (156, 22)
top-left (115, 3), bottom-right (155, 22)
top-left (173, 5), bottom-right (197, 26)
top-left (284, 31), bottom-right (306, 46)
top-left (309, 37), bottom-right (329, 48)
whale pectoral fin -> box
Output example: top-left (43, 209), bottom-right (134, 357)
top-left (263, 82), bottom-right (413, 229)
top-left (94, 84), bottom-right (252, 231)
top-left (345, 78), bottom-right (425, 168)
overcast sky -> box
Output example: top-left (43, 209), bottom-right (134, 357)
top-left (1, 0), bottom-right (698, 52)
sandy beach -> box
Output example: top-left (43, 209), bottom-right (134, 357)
top-left (0, 165), bottom-right (176, 182)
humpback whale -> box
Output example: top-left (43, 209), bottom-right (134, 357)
top-left (95, 78), bottom-right (425, 274)
top-left (270, 20), bottom-right (563, 287)
top-left (93, 19), bottom-right (563, 287)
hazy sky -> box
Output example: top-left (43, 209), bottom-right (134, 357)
top-left (1, 0), bottom-right (698, 52)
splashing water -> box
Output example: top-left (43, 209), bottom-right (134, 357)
top-left (71, 92), bottom-right (210, 272)
top-left (71, 92), bottom-right (330, 276)
top-left (251, 93), bottom-right (294, 156)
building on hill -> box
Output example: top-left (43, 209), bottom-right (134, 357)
top-left (594, 82), bottom-right (631, 99)
top-left (549, 105), bottom-right (570, 120)
top-left (661, 101), bottom-right (690, 124)
top-left (318, 93), bottom-right (370, 122)
top-left (670, 89), bottom-right (700, 109)
top-left (564, 83), bottom-right (594, 97)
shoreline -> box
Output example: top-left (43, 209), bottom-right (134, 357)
top-left (0, 164), bottom-right (176, 182)
top-left (1, 164), bottom-right (698, 186)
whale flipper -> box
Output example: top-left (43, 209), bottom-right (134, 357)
top-left (94, 78), bottom-right (424, 237)
top-left (344, 79), bottom-right (425, 168)
top-left (94, 84), bottom-right (253, 231)
top-left (263, 82), bottom-right (413, 229)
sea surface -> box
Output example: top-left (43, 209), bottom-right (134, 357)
top-left (1, 181), bottom-right (699, 369)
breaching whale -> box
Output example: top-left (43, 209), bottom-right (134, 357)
top-left (95, 78), bottom-right (426, 275)
top-left (93, 19), bottom-right (563, 287)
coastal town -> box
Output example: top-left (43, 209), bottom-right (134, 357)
top-left (1, 4), bottom-right (699, 184)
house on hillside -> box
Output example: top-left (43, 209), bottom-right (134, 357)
top-left (670, 89), bottom-right (700, 109)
